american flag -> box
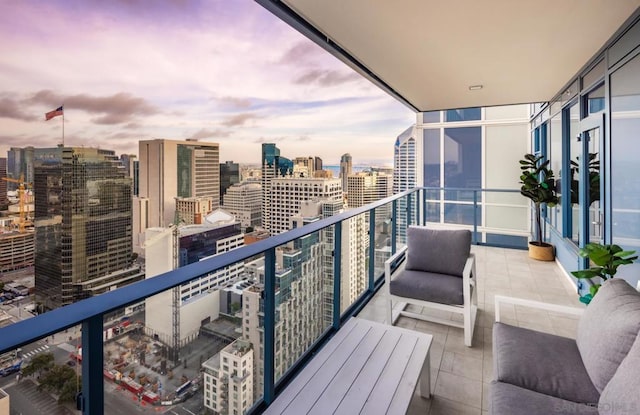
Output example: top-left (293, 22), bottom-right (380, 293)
top-left (45, 105), bottom-right (63, 121)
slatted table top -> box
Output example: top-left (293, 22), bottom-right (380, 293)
top-left (265, 317), bottom-right (433, 415)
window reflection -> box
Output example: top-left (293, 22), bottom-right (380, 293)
top-left (611, 54), bottom-right (640, 253)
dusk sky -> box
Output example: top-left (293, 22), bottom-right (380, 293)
top-left (0, 0), bottom-right (414, 165)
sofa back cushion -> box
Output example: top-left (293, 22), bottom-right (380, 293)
top-left (576, 278), bottom-right (640, 393)
top-left (405, 227), bottom-right (471, 277)
top-left (598, 332), bottom-right (640, 414)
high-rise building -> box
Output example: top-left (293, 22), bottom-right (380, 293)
top-left (339, 153), bottom-right (353, 196)
top-left (314, 156), bottom-right (323, 172)
top-left (393, 126), bottom-right (417, 243)
top-left (293, 156), bottom-right (317, 178)
top-left (346, 172), bottom-right (393, 209)
top-left (261, 144), bottom-right (293, 234)
top-left (222, 182), bottom-right (261, 232)
top-left (202, 339), bottom-right (254, 415)
top-left (6, 147), bottom-right (34, 191)
top-left (0, 158), bottom-right (7, 208)
top-left (136, 139), bottom-right (220, 247)
top-left (119, 154), bottom-right (138, 196)
top-left (33, 147), bottom-right (142, 310)
top-left (268, 177), bottom-right (342, 235)
top-left (220, 161), bottom-right (240, 205)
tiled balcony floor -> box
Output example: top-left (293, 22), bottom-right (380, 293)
top-left (357, 245), bottom-right (583, 415)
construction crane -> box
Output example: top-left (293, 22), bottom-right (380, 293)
top-left (2, 174), bottom-right (32, 233)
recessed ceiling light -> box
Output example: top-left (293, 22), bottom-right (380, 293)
top-left (469, 85), bottom-right (483, 91)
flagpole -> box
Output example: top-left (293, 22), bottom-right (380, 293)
top-left (62, 106), bottom-right (65, 147)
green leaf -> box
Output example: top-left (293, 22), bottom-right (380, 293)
top-left (589, 284), bottom-right (601, 296)
top-left (579, 294), bottom-right (593, 305)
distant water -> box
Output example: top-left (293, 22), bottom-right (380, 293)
top-left (324, 165), bottom-right (368, 177)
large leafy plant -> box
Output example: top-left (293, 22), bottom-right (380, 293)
top-left (571, 243), bottom-right (637, 304)
top-left (519, 154), bottom-right (559, 246)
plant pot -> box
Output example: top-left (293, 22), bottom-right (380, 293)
top-left (528, 242), bottom-right (555, 261)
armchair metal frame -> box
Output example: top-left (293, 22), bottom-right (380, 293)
top-left (385, 245), bottom-right (478, 346)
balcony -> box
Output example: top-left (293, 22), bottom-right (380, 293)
top-left (0, 187), bottom-right (584, 414)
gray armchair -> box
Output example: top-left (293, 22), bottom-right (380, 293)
top-left (385, 226), bottom-right (478, 346)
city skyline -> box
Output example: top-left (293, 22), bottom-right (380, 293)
top-left (0, 0), bottom-right (414, 165)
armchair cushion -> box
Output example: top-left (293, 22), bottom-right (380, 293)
top-left (576, 278), bottom-right (640, 393)
top-left (490, 381), bottom-right (599, 415)
top-left (389, 269), bottom-right (464, 305)
top-left (598, 332), bottom-right (640, 414)
top-left (405, 227), bottom-right (471, 277)
top-left (493, 322), bottom-right (600, 404)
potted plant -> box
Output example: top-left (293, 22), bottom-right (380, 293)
top-left (519, 153), bottom-right (559, 260)
top-left (571, 243), bottom-right (637, 304)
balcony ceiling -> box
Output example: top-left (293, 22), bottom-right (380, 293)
top-left (264, 0), bottom-right (640, 111)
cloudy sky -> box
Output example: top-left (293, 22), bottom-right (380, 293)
top-left (0, 0), bottom-right (414, 165)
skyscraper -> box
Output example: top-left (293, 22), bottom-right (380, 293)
top-left (339, 153), bottom-right (352, 195)
top-left (136, 139), bottom-right (220, 247)
top-left (268, 177), bottom-right (342, 235)
top-left (261, 143), bottom-right (293, 234)
top-left (393, 126), bottom-right (417, 243)
top-left (34, 147), bottom-right (141, 310)
top-left (219, 160), bottom-right (240, 205)
top-left (346, 172), bottom-right (393, 209)
top-left (0, 158), bottom-right (7, 208)
top-left (222, 182), bottom-right (262, 232)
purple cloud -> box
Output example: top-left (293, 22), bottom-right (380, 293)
top-left (294, 69), bottom-right (360, 87)
top-left (221, 113), bottom-right (262, 127)
top-left (188, 128), bottom-right (232, 140)
top-left (28, 90), bottom-right (159, 125)
top-left (0, 96), bottom-right (37, 121)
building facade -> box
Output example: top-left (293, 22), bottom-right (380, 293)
top-left (144, 210), bottom-right (243, 347)
top-left (339, 153), bottom-right (352, 196)
top-left (393, 106), bottom-right (530, 246)
top-left (268, 177), bottom-right (342, 235)
top-left (393, 126), bottom-right (417, 243)
top-left (136, 139), bottom-right (220, 248)
top-left (202, 339), bottom-right (254, 415)
top-left (261, 144), bottom-right (294, 234)
top-left (174, 196), bottom-right (214, 225)
top-left (33, 147), bottom-right (140, 309)
top-left (222, 182), bottom-right (262, 232)
top-left (220, 161), bottom-right (240, 205)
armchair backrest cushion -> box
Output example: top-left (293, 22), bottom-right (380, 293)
top-left (599, 332), bottom-right (640, 414)
top-left (576, 278), bottom-right (640, 393)
top-left (405, 226), bottom-right (471, 277)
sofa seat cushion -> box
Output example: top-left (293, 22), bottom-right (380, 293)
top-left (405, 226), bottom-right (471, 277)
top-left (598, 333), bottom-right (640, 415)
top-left (576, 278), bottom-right (640, 393)
top-left (493, 322), bottom-right (599, 404)
top-left (490, 381), bottom-right (599, 415)
top-left (389, 269), bottom-right (463, 305)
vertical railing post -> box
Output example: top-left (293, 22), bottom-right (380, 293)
top-left (415, 189), bottom-right (420, 226)
top-left (332, 222), bottom-right (342, 330)
top-left (391, 200), bottom-right (397, 255)
top-left (81, 315), bottom-right (104, 415)
top-left (264, 247), bottom-right (276, 405)
top-left (422, 188), bottom-right (427, 225)
top-left (407, 192), bottom-right (412, 227)
top-left (473, 190), bottom-right (478, 245)
top-left (368, 209), bottom-right (376, 292)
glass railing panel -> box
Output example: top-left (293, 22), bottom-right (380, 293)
top-left (273, 230), bottom-right (331, 387)
top-left (395, 194), bottom-right (411, 246)
top-left (101, 254), bottom-right (262, 415)
top-left (443, 202), bottom-right (476, 225)
top-left (4, 323), bottom-right (82, 413)
top-left (373, 202), bottom-right (393, 279)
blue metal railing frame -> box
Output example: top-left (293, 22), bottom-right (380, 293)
top-left (0, 186), bottom-right (525, 414)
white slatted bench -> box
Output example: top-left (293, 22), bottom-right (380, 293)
top-left (264, 317), bottom-right (433, 415)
